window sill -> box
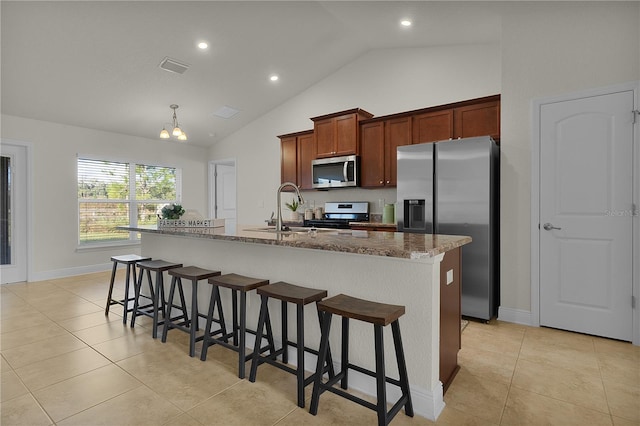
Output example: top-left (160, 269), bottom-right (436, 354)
top-left (76, 240), bottom-right (141, 252)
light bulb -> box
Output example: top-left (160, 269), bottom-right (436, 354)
top-left (160, 128), bottom-right (170, 139)
top-left (172, 126), bottom-right (182, 137)
top-left (178, 132), bottom-right (187, 141)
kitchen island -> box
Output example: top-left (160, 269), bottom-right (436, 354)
top-left (122, 224), bottom-right (470, 421)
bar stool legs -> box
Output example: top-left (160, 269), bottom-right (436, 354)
top-left (105, 254), bottom-right (151, 324)
top-left (130, 259), bottom-right (183, 338)
top-left (248, 282), bottom-right (334, 408)
top-left (161, 266), bottom-right (221, 357)
top-left (200, 274), bottom-right (272, 379)
top-left (309, 294), bottom-right (413, 426)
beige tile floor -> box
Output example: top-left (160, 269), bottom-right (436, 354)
top-left (1, 271), bottom-right (638, 425)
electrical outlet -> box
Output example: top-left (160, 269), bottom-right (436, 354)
top-left (446, 269), bottom-right (454, 285)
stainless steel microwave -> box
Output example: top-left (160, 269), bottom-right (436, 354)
top-left (311, 155), bottom-right (359, 189)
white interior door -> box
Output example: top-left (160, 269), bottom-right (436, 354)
top-left (210, 161), bottom-right (236, 233)
top-left (0, 143), bottom-right (28, 284)
top-left (539, 90), bottom-right (634, 341)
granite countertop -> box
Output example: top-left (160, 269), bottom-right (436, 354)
top-left (123, 225), bottom-right (471, 260)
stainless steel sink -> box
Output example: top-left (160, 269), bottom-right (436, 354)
top-left (245, 226), bottom-right (336, 235)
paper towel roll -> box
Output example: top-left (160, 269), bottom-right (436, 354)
top-left (382, 203), bottom-right (395, 224)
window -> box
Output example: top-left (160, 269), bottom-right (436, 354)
top-left (77, 158), bottom-right (181, 245)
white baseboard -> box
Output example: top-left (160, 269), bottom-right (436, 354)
top-left (497, 306), bottom-right (534, 326)
top-left (29, 263), bottom-right (113, 282)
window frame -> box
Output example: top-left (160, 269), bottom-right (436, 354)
top-left (77, 155), bottom-right (182, 247)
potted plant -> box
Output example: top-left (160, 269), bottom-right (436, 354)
top-left (161, 203), bottom-right (185, 220)
top-left (285, 198), bottom-right (301, 221)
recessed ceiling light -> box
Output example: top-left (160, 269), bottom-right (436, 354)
top-left (400, 19), bottom-right (412, 27)
top-left (270, 74), bottom-right (279, 82)
top-left (198, 42), bottom-right (208, 50)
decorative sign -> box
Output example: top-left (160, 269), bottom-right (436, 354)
top-left (158, 218), bottom-right (225, 228)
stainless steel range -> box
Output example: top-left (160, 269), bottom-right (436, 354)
top-left (304, 202), bottom-right (369, 229)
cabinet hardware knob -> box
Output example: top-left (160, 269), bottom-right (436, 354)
top-left (386, 180), bottom-right (390, 184)
top-left (380, 180), bottom-right (384, 184)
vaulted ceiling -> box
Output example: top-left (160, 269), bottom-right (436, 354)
top-left (1, 1), bottom-right (502, 147)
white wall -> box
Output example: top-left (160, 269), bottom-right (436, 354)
top-left (1, 115), bottom-right (209, 280)
top-left (213, 2), bottom-right (640, 322)
top-left (500, 2), bottom-right (640, 317)
top-left (210, 43), bottom-right (502, 225)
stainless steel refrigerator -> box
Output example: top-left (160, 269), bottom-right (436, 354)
top-left (397, 136), bottom-right (499, 320)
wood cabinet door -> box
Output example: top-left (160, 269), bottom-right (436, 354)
top-left (412, 110), bottom-right (453, 144)
top-left (314, 119), bottom-right (335, 158)
top-left (335, 114), bottom-right (358, 156)
top-left (453, 100), bottom-right (500, 141)
top-left (440, 247), bottom-right (461, 393)
top-left (280, 137), bottom-right (297, 184)
top-left (297, 132), bottom-right (315, 189)
top-left (360, 121), bottom-right (385, 187)
top-left (385, 116), bottom-right (412, 186)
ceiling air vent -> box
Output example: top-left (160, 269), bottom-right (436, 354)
top-left (212, 105), bottom-right (240, 119)
top-left (158, 57), bottom-right (190, 75)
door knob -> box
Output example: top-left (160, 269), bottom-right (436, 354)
top-left (543, 223), bottom-right (562, 231)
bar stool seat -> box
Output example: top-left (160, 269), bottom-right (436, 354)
top-left (249, 281), bottom-right (334, 408)
top-left (200, 273), bottom-right (272, 379)
top-left (309, 294), bottom-right (413, 426)
top-left (130, 259), bottom-right (183, 338)
top-left (161, 266), bottom-right (221, 357)
top-left (105, 254), bottom-right (152, 324)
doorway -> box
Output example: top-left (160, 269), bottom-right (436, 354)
top-left (209, 159), bottom-right (237, 233)
top-left (532, 83), bottom-right (638, 344)
top-left (0, 141), bottom-right (29, 284)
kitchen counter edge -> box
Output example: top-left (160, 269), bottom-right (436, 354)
top-left (120, 225), bottom-right (471, 260)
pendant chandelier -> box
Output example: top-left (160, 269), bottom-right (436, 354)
top-left (160, 104), bottom-right (187, 141)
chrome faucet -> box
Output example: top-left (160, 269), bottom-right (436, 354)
top-left (276, 182), bottom-right (304, 232)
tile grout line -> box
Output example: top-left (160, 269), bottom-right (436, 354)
top-left (497, 327), bottom-right (526, 425)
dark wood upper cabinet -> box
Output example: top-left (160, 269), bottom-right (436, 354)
top-left (412, 109), bottom-right (454, 144)
top-left (279, 130), bottom-right (314, 190)
top-left (384, 116), bottom-right (412, 187)
top-left (360, 116), bottom-right (412, 188)
top-left (360, 121), bottom-right (385, 187)
top-left (280, 136), bottom-right (297, 184)
top-left (311, 108), bottom-right (373, 158)
top-left (280, 95), bottom-right (500, 191)
top-left (296, 131), bottom-right (315, 190)
top-left (453, 99), bottom-right (500, 141)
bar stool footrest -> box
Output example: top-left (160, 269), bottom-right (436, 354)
top-left (346, 363), bottom-right (404, 388)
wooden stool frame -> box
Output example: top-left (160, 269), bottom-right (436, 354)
top-left (105, 254), bottom-right (151, 324)
top-left (309, 296), bottom-right (413, 426)
top-left (130, 260), bottom-right (183, 338)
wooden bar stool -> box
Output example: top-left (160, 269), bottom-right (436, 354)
top-left (161, 266), bottom-right (221, 357)
top-left (309, 294), bottom-right (413, 426)
top-left (200, 273), bottom-right (273, 379)
top-left (130, 259), bottom-right (183, 338)
top-left (249, 281), bottom-right (335, 408)
top-left (105, 254), bottom-right (152, 324)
